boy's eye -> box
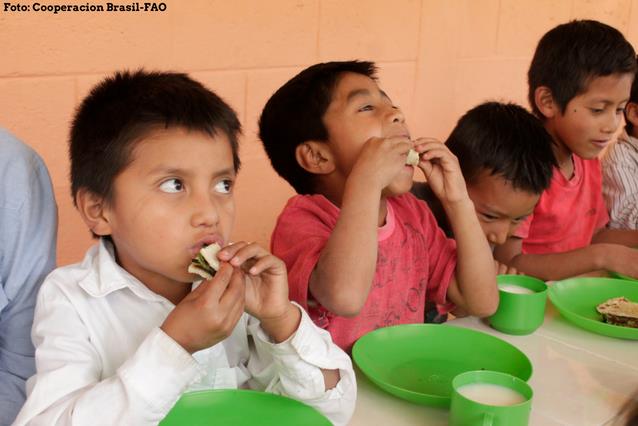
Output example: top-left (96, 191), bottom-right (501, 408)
top-left (589, 108), bottom-right (604, 114)
top-left (159, 178), bottom-right (183, 193)
top-left (358, 104), bottom-right (374, 112)
top-left (480, 213), bottom-right (498, 221)
top-left (214, 179), bottom-right (233, 194)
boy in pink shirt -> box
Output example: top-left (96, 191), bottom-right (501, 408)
top-left (495, 20), bottom-right (638, 280)
top-left (259, 61), bottom-right (497, 351)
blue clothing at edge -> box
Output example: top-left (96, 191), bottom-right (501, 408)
top-left (0, 129), bottom-right (57, 425)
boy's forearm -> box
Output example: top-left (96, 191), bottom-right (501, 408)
top-left (310, 179), bottom-right (380, 316)
top-left (444, 199), bottom-right (498, 317)
top-left (591, 228), bottom-right (638, 247)
top-left (506, 246), bottom-right (606, 281)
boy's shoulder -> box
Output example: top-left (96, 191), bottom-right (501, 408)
top-left (38, 241), bottom-right (137, 307)
top-left (0, 128), bottom-right (34, 161)
top-left (280, 192), bottom-right (437, 222)
top-left (283, 193), bottom-right (335, 210)
top-left (0, 129), bottom-right (47, 185)
top-left (277, 194), bottom-right (340, 222)
top-left (38, 244), bottom-right (101, 300)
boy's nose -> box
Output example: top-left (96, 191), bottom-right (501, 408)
top-left (387, 106), bottom-right (405, 123)
top-left (190, 193), bottom-right (220, 228)
top-left (602, 111), bottom-right (622, 134)
top-left (487, 225), bottom-right (509, 246)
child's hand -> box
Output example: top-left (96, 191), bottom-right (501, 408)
top-left (604, 245), bottom-right (638, 278)
top-left (414, 138), bottom-right (469, 206)
top-left (161, 263), bottom-right (245, 354)
top-left (495, 260), bottom-right (519, 275)
top-left (349, 136), bottom-right (412, 192)
top-left (218, 242), bottom-right (301, 342)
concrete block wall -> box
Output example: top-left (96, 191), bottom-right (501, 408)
top-left (1, 0), bottom-right (637, 265)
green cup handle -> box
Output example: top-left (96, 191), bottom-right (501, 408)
top-left (482, 412), bottom-right (494, 426)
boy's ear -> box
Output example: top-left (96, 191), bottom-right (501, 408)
top-left (534, 86), bottom-right (558, 119)
top-left (75, 189), bottom-right (113, 237)
top-left (295, 141), bottom-right (335, 175)
top-left (626, 102), bottom-right (638, 128)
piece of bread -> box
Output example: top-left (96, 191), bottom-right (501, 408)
top-left (596, 297), bottom-right (638, 328)
top-left (406, 149), bottom-right (420, 166)
top-left (188, 243), bottom-right (221, 280)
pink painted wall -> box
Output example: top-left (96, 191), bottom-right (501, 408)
top-left (1, 0), bottom-right (637, 265)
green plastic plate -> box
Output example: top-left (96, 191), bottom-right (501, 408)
top-left (160, 389), bottom-right (331, 426)
top-left (549, 277), bottom-right (638, 340)
top-left (352, 324), bottom-right (532, 407)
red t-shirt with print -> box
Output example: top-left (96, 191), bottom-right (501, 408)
top-left (515, 156), bottom-right (609, 254)
top-left (271, 193), bottom-right (457, 351)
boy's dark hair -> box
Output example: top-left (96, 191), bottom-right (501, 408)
top-left (528, 20), bottom-right (637, 118)
top-left (627, 55), bottom-right (638, 134)
top-left (447, 102), bottom-right (557, 194)
top-left (70, 70), bottom-right (241, 206)
top-left (259, 61), bottom-right (377, 194)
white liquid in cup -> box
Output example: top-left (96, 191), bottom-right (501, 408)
top-left (457, 383), bottom-right (526, 406)
top-left (498, 284), bottom-right (535, 295)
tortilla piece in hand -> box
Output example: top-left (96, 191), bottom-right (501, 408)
top-left (188, 243), bottom-right (221, 280)
top-left (406, 149), bottom-right (420, 166)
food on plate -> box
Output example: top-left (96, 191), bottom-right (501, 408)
top-left (596, 297), bottom-right (638, 328)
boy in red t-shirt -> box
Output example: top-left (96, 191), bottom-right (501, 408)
top-left (412, 102), bottom-right (557, 322)
top-left (495, 20), bottom-right (638, 280)
top-left (259, 61), bottom-right (497, 351)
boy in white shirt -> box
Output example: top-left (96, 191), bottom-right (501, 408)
top-left (14, 70), bottom-right (356, 426)
top-left (602, 56), bottom-right (638, 230)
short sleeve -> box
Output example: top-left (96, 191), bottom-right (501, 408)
top-left (270, 196), bottom-right (339, 310)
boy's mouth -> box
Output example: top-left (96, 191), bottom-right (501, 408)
top-left (188, 235), bottom-right (223, 257)
top-left (387, 132), bottom-right (411, 140)
top-left (591, 139), bottom-right (611, 149)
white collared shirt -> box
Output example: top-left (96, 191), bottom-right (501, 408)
top-left (602, 134), bottom-right (638, 229)
top-left (14, 240), bottom-right (356, 426)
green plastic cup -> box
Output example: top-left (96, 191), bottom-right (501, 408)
top-left (450, 370), bottom-right (533, 426)
top-left (489, 275), bottom-right (547, 335)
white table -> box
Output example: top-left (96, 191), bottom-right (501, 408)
top-left (349, 303), bottom-right (638, 425)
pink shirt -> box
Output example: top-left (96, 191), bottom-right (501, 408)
top-left (515, 156), bottom-right (609, 254)
top-left (271, 193), bottom-right (457, 351)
